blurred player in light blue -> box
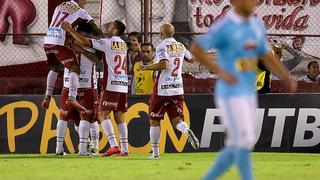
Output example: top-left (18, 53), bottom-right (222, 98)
top-left (191, 0), bottom-right (297, 179)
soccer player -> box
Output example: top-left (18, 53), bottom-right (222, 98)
top-left (190, 0), bottom-right (297, 179)
top-left (61, 20), bottom-right (130, 156)
top-left (41, 0), bottom-right (103, 112)
top-left (139, 23), bottom-right (199, 159)
top-left (57, 22), bottom-right (101, 155)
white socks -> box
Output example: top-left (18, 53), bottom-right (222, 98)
top-left (68, 72), bottom-right (79, 98)
top-left (45, 70), bottom-right (58, 96)
top-left (56, 120), bottom-right (68, 154)
top-left (150, 126), bottom-right (160, 157)
top-left (176, 121), bottom-right (190, 134)
top-left (117, 122), bottom-right (128, 154)
top-left (90, 121), bottom-right (100, 150)
top-left (101, 119), bottom-right (119, 148)
top-left (79, 120), bottom-right (90, 154)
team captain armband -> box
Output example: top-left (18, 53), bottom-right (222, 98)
top-left (235, 58), bottom-right (257, 72)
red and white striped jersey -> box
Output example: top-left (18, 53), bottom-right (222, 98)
top-left (91, 36), bottom-right (128, 93)
top-left (44, 0), bottom-right (93, 46)
top-left (154, 38), bottom-right (193, 96)
top-left (63, 47), bottom-right (97, 89)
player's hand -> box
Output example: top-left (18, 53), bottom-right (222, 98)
top-left (69, 43), bottom-right (84, 53)
top-left (41, 96), bottom-right (51, 109)
top-left (61, 21), bottom-right (72, 32)
top-left (220, 71), bottom-right (237, 85)
top-left (285, 78), bottom-right (298, 93)
top-left (139, 64), bottom-right (147, 71)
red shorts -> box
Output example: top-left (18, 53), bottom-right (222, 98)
top-left (149, 94), bottom-right (184, 121)
top-left (43, 44), bottom-right (79, 69)
top-left (99, 90), bottom-right (128, 112)
top-left (60, 88), bottom-right (98, 123)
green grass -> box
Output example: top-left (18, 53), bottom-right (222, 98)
top-left (0, 153), bottom-right (319, 180)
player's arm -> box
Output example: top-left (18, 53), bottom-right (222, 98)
top-left (88, 20), bottom-right (105, 38)
top-left (61, 21), bottom-right (92, 47)
top-left (190, 43), bottom-right (236, 84)
top-left (69, 42), bottom-right (101, 63)
top-left (139, 60), bottom-right (168, 71)
top-left (261, 52), bottom-right (297, 92)
top-left (184, 49), bottom-right (194, 64)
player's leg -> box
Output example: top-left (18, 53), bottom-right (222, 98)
top-left (113, 111), bottom-right (128, 156)
top-left (202, 97), bottom-right (236, 180)
top-left (56, 88), bottom-right (70, 155)
top-left (89, 89), bottom-right (100, 155)
top-left (42, 45), bottom-right (60, 109)
top-left (55, 46), bottom-right (86, 112)
top-left (148, 95), bottom-right (165, 159)
top-left (89, 120), bottom-right (100, 155)
top-left (78, 89), bottom-right (95, 155)
top-left (149, 119), bottom-right (160, 159)
top-left (113, 92), bottom-right (129, 156)
top-left (228, 95), bottom-right (257, 180)
top-left (168, 96), bottom-right (199, 150)
top-left (98, 90), bottom-right (120, 156)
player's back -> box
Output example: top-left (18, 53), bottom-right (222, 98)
top-left (91, 36), bottom-right (128, 93)
top-left (155, 38), bottom-right (188, 96)
top-left (44, 1), bottom-right (93, 46)
top-left (64, 47), bottom-right (97, 89)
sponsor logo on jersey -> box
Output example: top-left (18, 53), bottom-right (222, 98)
top-left (102, 101), bottom-right (117, 107)
top-left (167, 43), bottom-right (184, 53)
top-left (161, 83), bottom-right (183, 89)
top-left (45, 34), bottom-right (62, 39)
top-left (157, 48), bottom-right (166, 59)
top-left (61, 58), bottom-right (74, 65)
top-left (165, 77), bottom-right (180, 82)
top-left (114, 74), bottom-right (128, 79)
top-left (45, 49), bottom-right (59, 54)
top-left (111, 81), bottom-right (128, 86)
top-left (59, 2), bottom-right (80, 13)
top-left (150, 112), bottom-right (163, 118)
top-left (111, 41), bottom-right (127, 51)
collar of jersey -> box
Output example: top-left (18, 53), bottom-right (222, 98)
top-left (163, 37), bottom-right (176, 42)
top-left (70, 0), bottom-right (80, 7)
top-left (111, 36), bottom-right (121, 40)
top-left (228, 9), bottom-right (253, 24)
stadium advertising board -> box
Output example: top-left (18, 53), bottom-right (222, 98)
top-left (1, 94), bottom-right (320, 154)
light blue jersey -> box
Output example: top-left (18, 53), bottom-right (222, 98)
top-left (196, 10), bottom-right (269, 98)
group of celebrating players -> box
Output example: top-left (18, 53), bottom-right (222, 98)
top-left (41, 0), bottom-right (199, 158)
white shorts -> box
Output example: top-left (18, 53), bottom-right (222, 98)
top-left (215, 95), bottom-right (257, 150)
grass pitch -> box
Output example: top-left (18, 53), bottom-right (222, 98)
top-left (0, 153), bottom-right (319, 180)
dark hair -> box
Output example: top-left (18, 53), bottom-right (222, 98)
top-left (77, 22), bottom-right (93, 33)
top-left (308, 61), bottom-right (319, 69)
top-left (113, 20), bottom-right (126, 36)
top-left (141, 42), bottom-right (154, 51)
top-left (128, 31), bottom-right (142, 43)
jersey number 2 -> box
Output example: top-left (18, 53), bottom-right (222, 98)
top-left (114, 55), bottom-right (126, 74)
